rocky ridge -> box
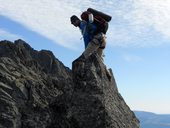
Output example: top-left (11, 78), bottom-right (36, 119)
top-left (0, 39), bottom-right (139, 128)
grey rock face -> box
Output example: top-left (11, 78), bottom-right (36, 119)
top-left (71, 54), bottom-right (139, 128)
top-left (0, 39), bottom-right (139, 128)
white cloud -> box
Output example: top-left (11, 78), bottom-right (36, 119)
top-left (133, 0), bottom-right (170, 36)
top-left (107, 0), bottom-right (170, 47)
top-left (0, 0), bottom-right (170, 48)
top-left (0, 29), bottom-right (22, 41)
top-left (123, 54), bottom-right (142, 62)
top-left (0, 0), bottom-right (84, 49)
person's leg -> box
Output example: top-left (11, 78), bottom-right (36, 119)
top-left (83, 33), bottom-right (106, 58)
top-left (97, 48), bottom-right (103, 58)
top-left (96, 33), bottom-right (106, 60)
top-left (83, 37), bottom-right (100, 59)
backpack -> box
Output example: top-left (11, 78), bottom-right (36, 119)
top-left (81, 8), bottom-right (112, 34)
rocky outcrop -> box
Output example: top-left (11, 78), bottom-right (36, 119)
top-left (0, 39), bottom-right (139, 128)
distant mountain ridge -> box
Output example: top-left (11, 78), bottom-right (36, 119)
top-left (134, 111), bottom-right (170, 128)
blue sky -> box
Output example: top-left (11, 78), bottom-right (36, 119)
top-left (0, 0), bottom-right (170, 114)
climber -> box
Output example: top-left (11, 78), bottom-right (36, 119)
top-left (70, 14), bottom-right (106, 60)
top-left (70, 9), bottom-right (112, 80)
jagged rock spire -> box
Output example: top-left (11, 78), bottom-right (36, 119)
top-left (0, 40), bottom-right (139, 128)
top-left (71, 54), bottom-right (139, 128)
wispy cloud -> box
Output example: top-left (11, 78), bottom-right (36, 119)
top-left (0, 0), bottom-right (170, 48)
top-left (0, 29), bottom-right (22, 41)
top-left (133, 0), bottom-right (170, 38)
top-left (123, 54), bottom-right (142, 62)
top-left (107, 0), bottom-right (170, 47)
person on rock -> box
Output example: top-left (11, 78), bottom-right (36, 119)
top-left (70, 13), bottom-right (111, 81)
top-left (70, 14), bottom-right (106, 60)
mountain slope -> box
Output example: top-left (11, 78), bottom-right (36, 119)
top-left (0, 39), bottom-right (139, 128)
top-left (134, 111), bottom-right (170, 128)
